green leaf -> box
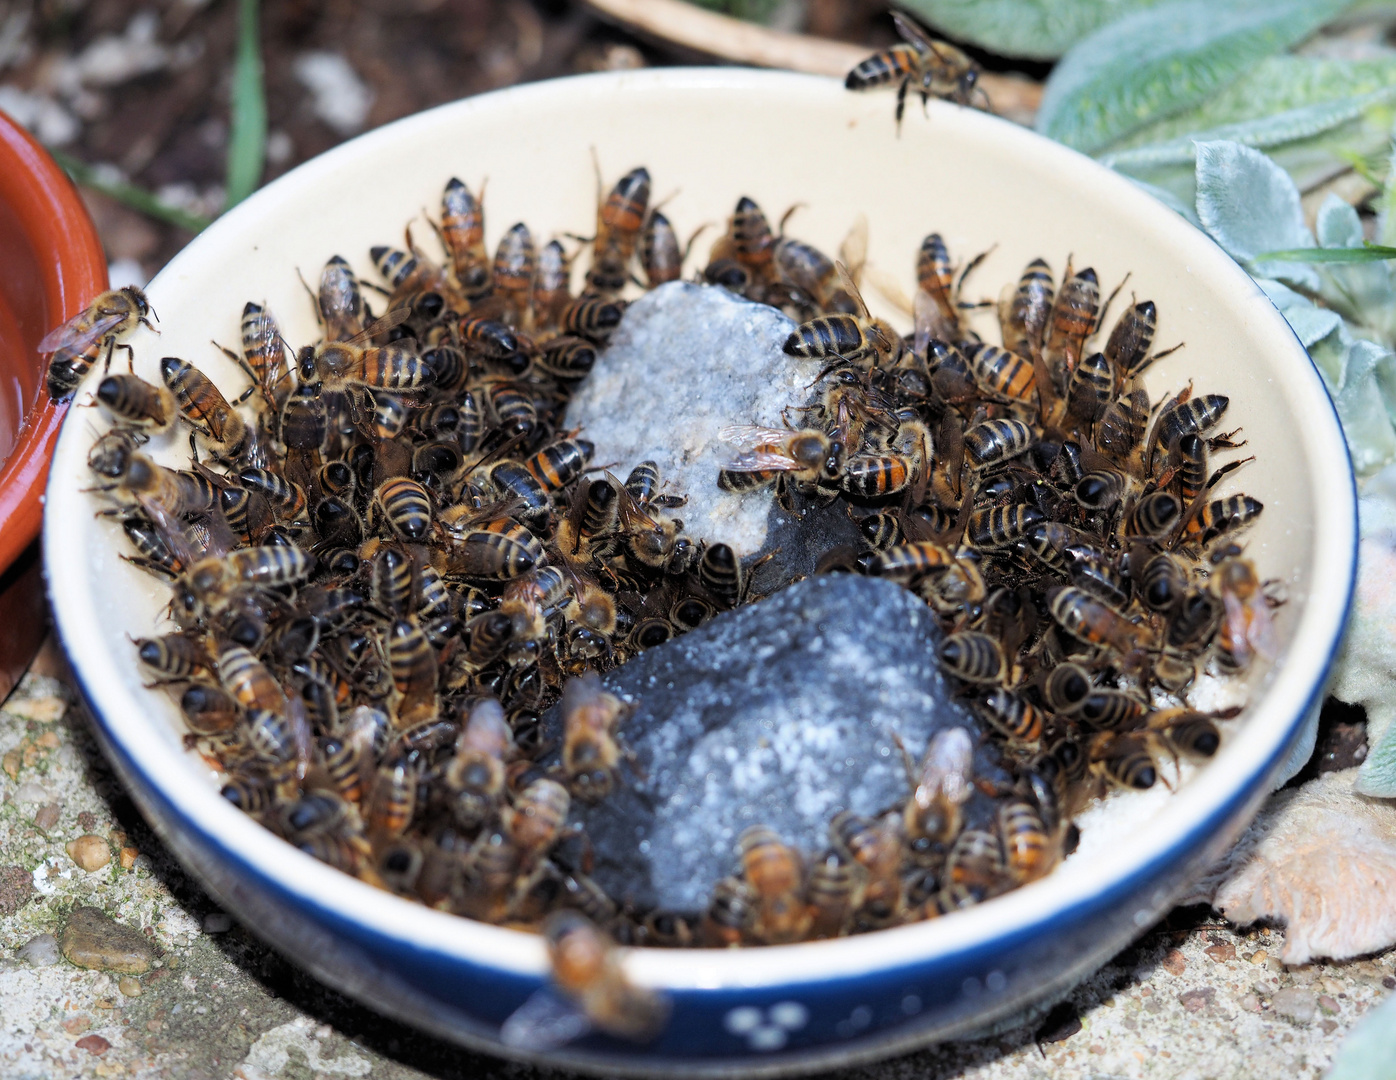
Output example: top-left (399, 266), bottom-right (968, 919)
top-left (1036, 0), bottom-right (1353, 154)
top-left (47, 148), bottom-right (211, 233)
top-left (1324, 988), bottom-right (1396, 1078)
top-left (894, 0), bottom-right (1166, 62)
top-left (1253, 244), bottom-right (1396, 263)
top-left (1194, 140), bottom-right (1319, 289)
top-left (225, 0), bottom-right (266, 210)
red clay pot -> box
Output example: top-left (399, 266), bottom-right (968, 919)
top-left (0, 110), bottom-right (108, 698)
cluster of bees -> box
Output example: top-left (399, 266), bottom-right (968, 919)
top-left (47, 137), bottom-right (1275, 1044)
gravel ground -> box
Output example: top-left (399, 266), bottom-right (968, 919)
top-left (0, 642), bottom-right (1393, 1080)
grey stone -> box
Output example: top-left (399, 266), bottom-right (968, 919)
top-left (0, 865), bottom-right (32, 916)
top-left (1271, 987), bottom-right (1317, 1023)
top-left (14, 782), bottom-right (48, 805)
top-left (17, 934), bottom-right (60, 967)
top-left (543, 575), bottom-right (1004, 913)
top-left (562, 281), bottom-right (812, 558)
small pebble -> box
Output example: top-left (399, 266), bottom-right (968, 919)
top-left (17, 934), bottom-right (60, 967)
top-left (1249, 950), bottom-right (1269, 965)
top-left (118, 976), bottom-right (142, 997)
top-left (5, 695), bottom-right (66, 723)
top-left (66, 835), bottom-right (111, 872)
top-left (15, 781), bottom-right (48, 804)
top-left (61, 907), bottom-right (158, 974)
top-left (1, 749), bottom-right (19, 779)
top-left (62, 1016), bottom-right (91, 1035)
top-left (1321, 976), bottom-right (1345, 995)
top-left (74, 1034), bottom-right (110, 1056)
top-left (1383, 975), bottom-right (1396, 990)
top-left (1240, 994), bottom-right (1263, 1013)
top-left (1161, 949), bottom-right (1186, 975)
top-left (33, 802), bottom-right (60, 831)
top-left (34, 730), bottom-right (59, 749)
top-left (0, 865), bottom-right (34, 916)
top-left (203, 912), bottom-right (233, 933)
top-left (1178, 987), bottom-right (1215, 1013)
top-left (1318, 994), bottom-right (1339, 1014)
top-left (118, 847), bottom-right (139, 870)
top-left (77, 810), bottom-right (97, 831)
top-left (1271, 987), bottom-right (1317, 1023)
top-left (1204, 942), bottom-right (1236, 963)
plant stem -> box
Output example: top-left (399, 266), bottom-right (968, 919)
top-left (47, 148), bottom-right (212, 233)
top-left (225, 0), bottom-right (267, 210)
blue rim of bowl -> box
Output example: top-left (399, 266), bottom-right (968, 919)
top-left (40, 66), bottom-right (1361, 1076)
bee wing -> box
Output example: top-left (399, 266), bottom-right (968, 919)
top-left (559, 671), bottom-right (604, 726)
top-left (914, 288), bottom-right (957, 355)
top-left (1244, 597), bottom-right (1280, 662)
top-left (835, 260), bottom-right (871, 321)
top-left (717, 424), bottom-right (790, 450)
top-left (285, 692), bottom-right (313, 782)
top-left (500, 987), bottom-right (593, 1051)
top-left (867, 267), bottom-right (914, 318)
top-left (839, 216), bottom-right (868, 287)
top-left (1220, 590), bottom-right (1255, 666)
top-left (38, 309), bottom-right (126, 355)
top-left (890, 9), bottom-right (935, 53)
top-left (342, 305), bottom-right (414, 346)
top-left (921, 726), bottom-right (974, 805)
top-left (133, 493), bottom-right (203, 568)
top-left (722, 449), bottom-right (803, 473)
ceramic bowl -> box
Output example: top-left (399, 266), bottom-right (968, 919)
top-left (0, 110), bottom-right (107, 697)
top-left (43, 69), bottom-right (1355, 1076)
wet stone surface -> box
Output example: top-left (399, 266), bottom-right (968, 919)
top-left (563, 281), bottom-right (814, 558)
top-left (543, 575), bottom-right (1005, 913)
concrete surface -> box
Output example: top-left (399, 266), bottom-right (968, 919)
top-left (2, 649), bottom-right (1394, 1080)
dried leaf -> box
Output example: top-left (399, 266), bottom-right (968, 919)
top-left (1189, 770), bottom-right (1396, 964)
top-left (1036, 0), bottom-right (1351, 154)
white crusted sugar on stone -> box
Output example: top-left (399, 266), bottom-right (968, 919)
top-left (563, 281), bottom-right (809, 556)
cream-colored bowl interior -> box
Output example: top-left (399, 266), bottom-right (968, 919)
top-left (44, 69), bottom-right (1353, 989)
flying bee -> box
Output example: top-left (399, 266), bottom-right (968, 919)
top-left (845, 10), bottom-right (982, 128)
top-left (1211, 555), bottom-right (1278, 671)
top-left (998, 258), bottom-right (1054, 360)
top-left (737, 825), bottom-right (809, 944)
top-left (585, 165), bottom-right (650, 297)
top-left (560, 673), bottom-right (630, 802)
top-left (41, 285), bottom-right (155, 401)
top-left (95, 374), bottom-right (176, 433)
top-left (902, 725), bottom-right (973, 848)
top-left (499, 912), bottom-right (668, 1050)
top-left (783, 263), bottom-right (899, 369)
top-left (717, 424), bottom-right (843, 501)
top-left (160, 356), bottom-right (250, 462)
top-left (439, 177), bottom-right (491, 297)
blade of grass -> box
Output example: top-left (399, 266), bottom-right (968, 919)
top-left (225, 0), bottom-right (266, 210)
top-left (48, 148), bottom-right (212, 233)
top-left (1253, 243), bottom-right (1396, 263)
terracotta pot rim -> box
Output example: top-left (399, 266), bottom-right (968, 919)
top-left (0, 110), bottom-right (108, 571)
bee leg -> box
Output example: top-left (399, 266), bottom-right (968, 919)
top-left (1207, 430), bottom-right (1247, 452)
top-left (188, 429), bottom-right (201, 465)
top-left (895, 76), bottom-right (909, 133)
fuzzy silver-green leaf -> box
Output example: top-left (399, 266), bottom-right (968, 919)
top-left (894, 0), bottom-right (1166, 61)
top-left (1037, 0), bottom-right (1353, 154)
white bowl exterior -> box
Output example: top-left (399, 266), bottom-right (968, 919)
top-left (45, 70), bottom-right (1354, 997)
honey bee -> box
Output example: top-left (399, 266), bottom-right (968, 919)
top-left (717, 424), bottom-right (843, 500)
top-left (444, 698), bottom-right (513, 827)
top-left (367, 755), bottom-right (419, 840)
top-left (831, 811), bottom-right (905, 926)
top-left (559, 673), bottom-right (630, 802)
top-left (385, 617), bottom-right (438, 728)
top-left (560, 295), bottom-right (626, 343)
top-left (503, 777), bottom-right (572, 868)
top-left (439, 177), bottom-right (491, 297)
top-left (845, 10), bottom-right (982, 128)
top-left (583, 165), bottom-right (650, 297)
top-left (1104, 299), bottom-right (1180, 380)
top-left (1211, 555), bottom-right (1278, 671)
top-left (183, 545), bottom-right (315, 618)
top-left (217, 643), bottom-right (287, 714)
top-left (500, 911), bottom-right (668, 1049)
top-left (738, 825), bottom-right (809, 944)
top-left (998, 799), bottom-right (1055, 884)
top-left (998, 258), bottom-right (1054, 361)
top-left (437, 517), bottom-right (545, 580)
top-left (1192, 495), bottom-right (1263, 546)
top-left (1043, 265), bottom-right (1101, 392)
top-left (160, 356), bottom-right (250, 462)
top-left (525, 438), bottom-right (595, 492)
top-left (963, 418), bottom-right (1034, 471)
top-left (902, 726), bottom-right (973, 848)
top-left (537, 337), bottom-right (598, 383)
top-left (181, 682), bottom-right (240, 736)
top-left (1049, 586), bottom-right (1153, 656)
top-left (372, 477), bottom-right (434, 542)
top-left (493, 222), bottom-right (537, 326)
top-left (95, 374), bottom-right (176, 433)
top-left (532, 239), bottom-right (573, 330)
top-left (95, 452), bottom-right (220, 517)
top-left (640, 210), bottom-right (688, 289)
top-left (1042, 662), bottom-right (1091, 715)
top-left (136, 632), bottom-right (212, 681)
top-left (977, 688), bottom-right (1045, 744)
top-left (783, 264), bottom-right (899, 369)
top-left (42, 286), bottom-right (155, 401)
top-left (703, 876), bottom-right (758, 947)
top-left (940, 631), bottom-right (1007, 684)
top-left (865, 540), bottom-right (955, 583)
top-left (1089, 732), bottom-right (1157, 791)
top-left (966, 343), bottom-right (1038, 412)
top-left (317, 255), bottom-right (368, 342)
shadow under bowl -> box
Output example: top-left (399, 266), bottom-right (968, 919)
top-left (42, 70), bottom-right (1356, 1077)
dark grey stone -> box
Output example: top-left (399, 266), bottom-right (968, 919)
top-left (544, 575), bottom-right (1003, 913)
